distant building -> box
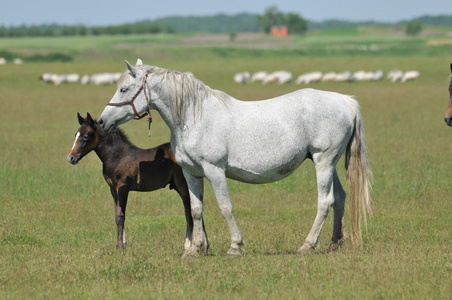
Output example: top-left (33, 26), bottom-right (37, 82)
top-left (270, 26), bottom-right (289, 37)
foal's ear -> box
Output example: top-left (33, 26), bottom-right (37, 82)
top-left (86, 112), bottom-right (95, 127)
top-left (136, 58), bottom-right (143, 65)
top-left (450, 63), bottom-right (452, 73)
top-left (77, 112), bottom-right (84, 125)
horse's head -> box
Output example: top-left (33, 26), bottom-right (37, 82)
top-left (444, 63), bottom-right (452, 126)
top-left (98, 59), bottom-right (150, 132)
top-left (67, 112), bottom-right (99, 165)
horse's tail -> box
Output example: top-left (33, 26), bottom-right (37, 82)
top-left (344, 96), bottom-right (373, 246)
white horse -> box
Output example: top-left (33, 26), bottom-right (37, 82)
top-left (98, 60), bottom-right (372, 257)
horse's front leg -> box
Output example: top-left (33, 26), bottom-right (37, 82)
top-left (111, 186), bottom-right (129, 250)
top-left (174, 175), bottom-right (209, 254)
top-left (204, 164), bottom-right (245, 256)
top-left (182, 169), bottom-right (208, 257)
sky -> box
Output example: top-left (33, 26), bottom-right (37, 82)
top-left (1, 0), bottom-right (451, 27)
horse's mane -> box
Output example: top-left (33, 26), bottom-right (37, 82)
top-left (121, 65), bottom-right (231, 123)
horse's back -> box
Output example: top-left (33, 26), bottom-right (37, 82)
top-left (229, 88), bottom-right (356, 144)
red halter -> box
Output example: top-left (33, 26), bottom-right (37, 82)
top-left (106, 74), bottom-right (149, 120)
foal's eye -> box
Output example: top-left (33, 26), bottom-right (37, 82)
top-left (120, 87), bottom-right (128, 93)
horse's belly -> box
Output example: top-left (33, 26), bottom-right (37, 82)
top-left (225, 153), bottom-right (307, 184)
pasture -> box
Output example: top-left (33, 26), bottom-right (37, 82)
top-left (0, 31), bottom-right (451, 299)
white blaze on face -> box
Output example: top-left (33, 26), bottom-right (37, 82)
top-left (71, 131), bottom-right (81, 152)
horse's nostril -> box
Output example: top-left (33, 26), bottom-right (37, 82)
top-left (98, 118), bottom-right (104, 125)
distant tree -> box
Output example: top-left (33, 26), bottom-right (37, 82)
top-left (258, 6), bottom-right (308, 35)
top-left (229, 31), bottom-right (237, 42)
top-left (285, 13), bottom-right (307, 34)
top-left (61, 26), bottom-right (77, 36)
top-left (91, 27), bottom-right (103, 36)
top-left (76, 25), bottom-right (88, 36)
top-left (27, 26), bottom-right (41, 37)
top-left (163, 25), bottom-right (175, 34)
top-left (257, 6), bottom-right (285, 33)
top-left (406, 20), bottom-right (422, 36)
top-left (42, 26), bottom-right (56, 37)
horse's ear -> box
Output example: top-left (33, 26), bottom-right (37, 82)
top-left (450, 63), bottom-right (451, 73)
top-left (136, 58), bottom-right (143, 65)
top-left (125, 60), bottom-right (136, 78)
top-left (77, 112), bottom-right (84, 125)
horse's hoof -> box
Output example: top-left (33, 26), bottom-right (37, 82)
top-left (182, 246), bottom-right (208, 258)
top-left (182, 251), bottom-right (200, 258)
top-left (227, 247), bottom-right (243, 257)
top-left (297, 244), bottom-right (314, 255)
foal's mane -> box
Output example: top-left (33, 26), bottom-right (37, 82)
top-left (93, 121), bottom-right (134, 147)
top-left (121, 65), bottom-right (231, 123)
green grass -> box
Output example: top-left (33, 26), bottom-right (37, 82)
top-left (0, 33), bottom-right (451, 298)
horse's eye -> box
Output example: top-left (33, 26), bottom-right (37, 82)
top-left (120, 87), bottom-right (128, 93)
top-left (83, 134), bottom-right (89, 140)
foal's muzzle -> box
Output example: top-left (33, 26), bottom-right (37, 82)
top-left (67, 154), bottom-right (80, 165)
top-left (445, 115), bottom-right (452, 127)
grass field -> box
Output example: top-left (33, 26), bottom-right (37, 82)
top-left (0, 30), bottom-right (451, 299)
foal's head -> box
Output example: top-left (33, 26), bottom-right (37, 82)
top-left (67, 112), bottom-right (100, 164)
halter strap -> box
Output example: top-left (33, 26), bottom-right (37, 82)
top-left (106, 73), bottom-right (153, 135)
top-left (106, 74), bottom-right (150, 120)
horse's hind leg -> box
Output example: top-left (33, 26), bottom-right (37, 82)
top-left (331, 170), bottom-right (346, 247)
top-left (182, 169), bottom-right (209, 257)
top-left (174, 172), bottom-right (209, 254)
top-left (298, 157), bottom-right (337, 254)
top-left (204, 165), bottom-right (245, 256)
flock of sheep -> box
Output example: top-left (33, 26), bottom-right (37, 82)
top-left (39, 69), bottom-right (420, 86)
top-left (0, 57), bottom-right (24, 65)
top-left (234, 69), bottom-right (421, 85)
top-left (39, 72), bottom-right (123, 85)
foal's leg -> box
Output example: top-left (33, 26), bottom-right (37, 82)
top-left (331, 170), bottom-right (346, 246)
top-left (179, 187), bottom-right (194, 253)
top-left (182, 169), bottom-right (208, 257)
top-left (111, 186), bottom-right (129, 250)
top-left (204, 165), bottom-right (245, 256)
top-left (298, 158), bottom-right (336, 254)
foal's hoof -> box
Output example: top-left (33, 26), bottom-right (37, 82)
top-left (328, 240), bottom-right (345, 252)
top-left (116, 243), bottom-right (127, 251)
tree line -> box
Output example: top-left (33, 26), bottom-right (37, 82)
top-left (0, 22), bottom-right (175, 38)
top-left (1, 8), bottom-right (450, 38)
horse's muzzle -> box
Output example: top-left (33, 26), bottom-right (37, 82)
top-left (98, 118), bottom-right (116, 133)
top-left (67, 154), bottom-right (80, 165)
top-left (445, 115), bottom-right (452, 126)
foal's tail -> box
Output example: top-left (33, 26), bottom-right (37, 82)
top-left (344, 96), bottom-right (373, 246)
